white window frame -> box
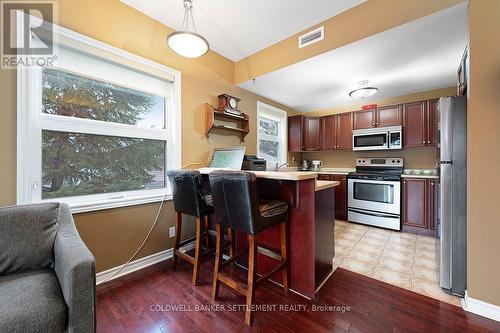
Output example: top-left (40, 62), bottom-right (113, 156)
top-left (256, 101), bottom-right (287, 168)
top-left (16, 13), bottom-right (181, 213)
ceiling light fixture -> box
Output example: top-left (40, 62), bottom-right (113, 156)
top-left (349, 80), bottom-right (379, 98)
top-left (167, 0), bottom-right (209, 58)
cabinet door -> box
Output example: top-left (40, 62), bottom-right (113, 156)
top-left (353, 109), bottom-right (376, 129)
top-left (320, 115), bottom-right (336, 151)
top-left (331, 175), bottom-right (347, 221)
top-left (429, 179), bottom-right (439, 230)
top-left (336, 112), bottom-right (353, 150)
top-left (288, 115), bottom-right (303, 152)
top-left (303, 117), bottom-right (321, 151)
top-left (403, 102), bottom-right (427, 148)
top-left (426, 99), bottom-right (438, 146)
top-left (376, 105), bottom-right (402, 127)
top-left (403, 178), bottom-right (428, 228)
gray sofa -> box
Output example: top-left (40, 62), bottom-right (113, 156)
top-left (0, 203), bottom-right (95, 333)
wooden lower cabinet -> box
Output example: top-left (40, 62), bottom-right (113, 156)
top-left (317, 174), bottom-right (347, 221)
top-left (402, 177), bottom-right (438, 236)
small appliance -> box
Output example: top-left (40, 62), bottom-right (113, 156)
top-left (298, 160), bottom-right (310, 171)
top-left (241, 155), bottom-right (267, 171)
top-left (352, 125), bottom-right (402, 151)
top-left (347, 158), bottom-right (404, 230)
top-left (311, 160), bottom-right (323, 171)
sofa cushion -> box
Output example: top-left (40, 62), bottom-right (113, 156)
top-left (0, 269), bottom-right (67, 332)
top-left (0, 203), bottom-right (59, 275)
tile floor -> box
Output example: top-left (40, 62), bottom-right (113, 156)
top-left (333, 220), bottom-right (461, 306)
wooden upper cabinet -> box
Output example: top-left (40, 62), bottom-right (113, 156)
top-left (353, 109), bottom-right (376, 129)
top-left (377, 105), bottom-right (402, 127)
top-left (403, 178), bottom-right (428, 228)
top-left (336, 112), bottom-right (353, 150)
top-left (288, 115), bottom-right (303, 152)
top-left (426, 99), bottom-right (438, 146)
top-left (403, 101), bottom-right (427, 148)
top-left (303, 117), bottom-right (321, 151)
top-left (320, 115), bottom-right (336, 151)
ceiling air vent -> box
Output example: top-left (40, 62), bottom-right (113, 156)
top-left (298, 26), bottom-right (324, 48)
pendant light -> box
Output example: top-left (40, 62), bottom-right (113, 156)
top-left (349, 80), bottom-right (379, 98)
top-left (167, 0), bottom-right (209, 58)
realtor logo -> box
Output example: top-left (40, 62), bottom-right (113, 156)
top-left (1, 0), bottom-right (58, 69)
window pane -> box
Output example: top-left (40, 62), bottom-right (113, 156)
top-left (42, 131), bottom-right (165, 199)
top-left (259, 117), bottom-right (279, 136)
top-left (42, 68), bottom-right (165, 129)
top-left (259, 139), bottom-right (279, 162)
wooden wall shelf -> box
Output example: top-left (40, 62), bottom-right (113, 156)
top-left (205, 103), bottom-right (249, 142)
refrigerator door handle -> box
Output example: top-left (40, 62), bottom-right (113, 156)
top-left (440, 163), bottom-right (453, 291)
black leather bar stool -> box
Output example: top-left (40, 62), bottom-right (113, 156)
top-left (167, 170), bottom-right (213, 286)
top-left (209, 170), bottom-right (289, 325)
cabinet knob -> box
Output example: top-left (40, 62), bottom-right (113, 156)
top-left (422, 141), bottom-right (425, 144)
top-left (372, 123), bottom-right (375, 126)
top-left (377, 122), bottom-right (380, 126)
top-left (431, 182), bottom-right (434, 186)
top-left (427, 140), bottom-right (431, 144)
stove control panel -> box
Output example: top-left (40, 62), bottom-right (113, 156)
top-left (356, 158), bottom-right (404, 167)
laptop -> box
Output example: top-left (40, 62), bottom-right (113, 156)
top-left (199, 146), bottom-right (246, 173)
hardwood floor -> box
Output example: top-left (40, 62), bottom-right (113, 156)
top-left (96, 257), bottom-right (500, 333)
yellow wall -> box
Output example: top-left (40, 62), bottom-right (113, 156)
top-left (235, 0), bottom-right (465, 84)
top-left (303, 86), bottom-right (456, 169)
top-left (467, 0), bottom-right (500, 306)
top-left (0, 0), bottom-right (299, 272)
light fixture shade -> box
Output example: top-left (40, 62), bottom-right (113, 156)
top-left (167, 31), bottom-right (209, 58)
top-left (349, 87), bottom-right (379, 98)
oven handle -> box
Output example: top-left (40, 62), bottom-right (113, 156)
top-left (348, 208), bottom-right (400, 219)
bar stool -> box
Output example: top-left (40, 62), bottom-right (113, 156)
top-left (167, 170), bottom-right (213, 286)
top-left (208, 170), bottom-right (289, 325)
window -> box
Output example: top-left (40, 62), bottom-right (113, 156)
top-left (17, 13), bottom-right (181, 213)
top-left (257, 102), bottom-right (287, 167)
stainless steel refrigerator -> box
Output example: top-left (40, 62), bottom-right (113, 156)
top-left (438, 96), bottom-right (467, 297)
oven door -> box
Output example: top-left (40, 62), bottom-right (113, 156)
top-left (348, 178), bottom-right (401, 215)
top-left (352, 132), bottom-right (389, 151)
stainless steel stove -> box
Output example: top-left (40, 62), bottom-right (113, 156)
top-left (347, 158), bottom-right (404, 230)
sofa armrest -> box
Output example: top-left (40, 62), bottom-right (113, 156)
top-left (54, 204), bottom-right (96, 333)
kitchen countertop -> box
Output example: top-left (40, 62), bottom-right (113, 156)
top-left (315, 180), bottom-right (340, 191)
top-left (402, 169), bottom-right (439, 179)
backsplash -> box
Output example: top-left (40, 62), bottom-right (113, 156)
top-left (302, 147), bottom-right (438, 169)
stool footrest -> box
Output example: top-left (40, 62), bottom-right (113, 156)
top-left (256, 261), bottom-right (287, 286)
top-left (175, 250), bottom-right (195, 264)
top-left (257, 245), bottom-right (282, 261)
top-left (217, 272), bottom-right (247, 296)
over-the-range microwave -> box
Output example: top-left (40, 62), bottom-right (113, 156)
top-left (352, 125), bottom-right (402, 151)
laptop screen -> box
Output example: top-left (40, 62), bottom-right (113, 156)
top-left (209, 147), bottom-right (246, 169)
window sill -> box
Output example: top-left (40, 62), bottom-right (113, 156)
top-left (60, 193), bottom-right (173, 214)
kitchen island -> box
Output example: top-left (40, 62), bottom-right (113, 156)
top-left (199, 170), bottom-right (338, 300)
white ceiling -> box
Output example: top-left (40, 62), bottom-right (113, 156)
top-left (120, 0), bottom-right (366, 61)
top-left (239, 3), bottom-right (468, 112)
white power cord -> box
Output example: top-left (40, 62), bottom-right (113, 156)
top-left (100, 162), bottom-right (206, 285)
top-left (100, 192), bottom-right (167, 284)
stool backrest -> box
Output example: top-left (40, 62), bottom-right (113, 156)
top-left (167, 170), bottom-right (211, 217)
top-left (209, 171), bottom-right (260, 235)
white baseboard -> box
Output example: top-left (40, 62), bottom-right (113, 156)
top-left (462, 290), bottom-right (500, 322)
top-left (96, 242), bottom-right (195, 285)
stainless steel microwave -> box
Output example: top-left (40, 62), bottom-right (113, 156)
top-left (352, 125), bottom-right (402, 151)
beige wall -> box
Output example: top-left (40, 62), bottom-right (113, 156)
top-left (303, 87), bottom-right (456, 169)
top-left (467, 0), bottom-right (500, 306)
top-left (235, 0), bottom-right (465, 84)
top-left (0, 0), bottom-right (299, 272)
